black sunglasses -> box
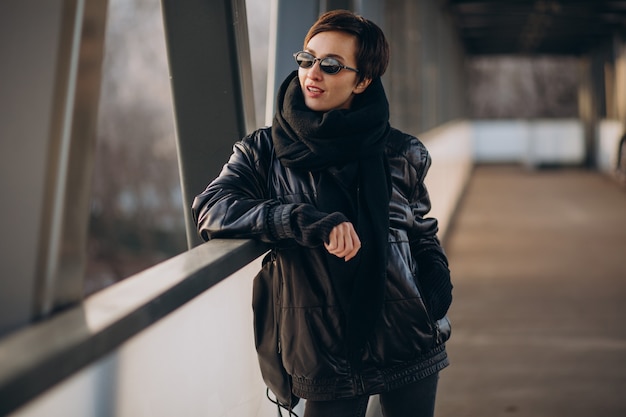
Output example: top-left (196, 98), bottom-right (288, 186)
top-left (293, 51), bottom-right (359, 75)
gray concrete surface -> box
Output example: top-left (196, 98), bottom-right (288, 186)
top-left (436, 165), bottom-right (626, 417)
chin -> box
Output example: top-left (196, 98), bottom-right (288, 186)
top-left (304, 100), bottom-right (330, 113)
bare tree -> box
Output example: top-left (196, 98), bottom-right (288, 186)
top-left (468, 56), bottom-right (580, 119)
top-left (86, 0), bottom-right (185, 294)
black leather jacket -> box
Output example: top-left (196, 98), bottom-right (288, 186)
top-left (192, 126), bottom-right (451, 400)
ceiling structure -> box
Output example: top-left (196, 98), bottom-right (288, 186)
top-left (442, 0), bottom-right (626, 55)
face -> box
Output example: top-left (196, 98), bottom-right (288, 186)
top-left (298, 31), bottom-right (371, 112)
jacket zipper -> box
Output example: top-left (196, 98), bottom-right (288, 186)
top-left (272, 250), bottom-right (282, 356)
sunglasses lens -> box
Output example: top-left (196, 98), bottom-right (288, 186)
top-left (295, 52), bottom-right (314, 68)
top-left (320, 58), bottom-right (342, 74)
top-left (294, 52), bottom-right (350, 74)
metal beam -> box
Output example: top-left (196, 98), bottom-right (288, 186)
top-left (161, 0), bottom-right (256, 248)
top-left (0, 0), bottom-right (107, 335)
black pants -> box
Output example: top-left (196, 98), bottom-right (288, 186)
top-left (303, 373), bottom-right (439, 417)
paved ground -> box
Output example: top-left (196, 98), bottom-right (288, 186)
top-left (435, 165), bottom-right (626, 417)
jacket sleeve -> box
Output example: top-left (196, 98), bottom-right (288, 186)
top-left (405, 136), bottom-right (453, 320)
top-left (404, 137), bottom-right (442, 254)
top-left (191, 131), bottom-right (347, 245)
top-left (191, 134), bottom-right (275, 242)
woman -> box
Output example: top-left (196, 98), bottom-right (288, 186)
top-left (192, 10), bottom-right (453, 417)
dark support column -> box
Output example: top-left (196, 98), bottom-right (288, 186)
top-left (580, 50), bottom-right (607, 169)
top-left (161, 0), bottom-right (256, 248)
top-left (321, 0), bottom-right (354, 10)
top-left (353, 0), bottom-right (385, 22)
top-left (265, 0), bottom-right (319, 123)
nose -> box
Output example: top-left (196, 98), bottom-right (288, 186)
top-left (306, 59), bottom-right (323, 79)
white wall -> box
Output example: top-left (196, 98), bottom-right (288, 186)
top-left (421, 120), bottom-right (474, 239)
top-left (472, 120), bottom-right (530, 163)
top-left (473, 119), bottom-right (586, 166)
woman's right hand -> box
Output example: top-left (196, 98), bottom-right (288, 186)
top-left (324, 222), bottom-right (361, 261)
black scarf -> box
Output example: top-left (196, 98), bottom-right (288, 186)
top-left (272, 71), bottom-right (391, 360)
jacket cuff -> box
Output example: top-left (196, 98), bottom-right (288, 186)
top-left (267, 203), bottom-right (297, 240)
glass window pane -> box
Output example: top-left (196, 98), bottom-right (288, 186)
top-left (86, 0), bottom-right (185, 295)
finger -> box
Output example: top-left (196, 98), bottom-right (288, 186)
top-left (324, 223), bottom-right (348, 255)
top-left (334, 224), bottom-right (354, 255)
top-left (343, 229), bottom-right (361, 261)
top-left (334, 223), bottom-right (353, 253)
top-left (324, 228), bottom-right (338, 251)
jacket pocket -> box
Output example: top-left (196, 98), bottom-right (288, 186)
top-left (435, 316), bottom-right (452, 345)
top-left (369, 298), bottom-right (436, 364)
top-left (279, 305), bottom-right (348, 378)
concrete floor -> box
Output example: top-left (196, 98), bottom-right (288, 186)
top-left (436, 165), bottom-right (626, 417)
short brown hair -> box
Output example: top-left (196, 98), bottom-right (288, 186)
top-left (304, 10), bottom-right (390, 82)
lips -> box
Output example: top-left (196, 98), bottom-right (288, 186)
top-left (306, 85), bottom-right (324, 96)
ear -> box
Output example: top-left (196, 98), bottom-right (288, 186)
top-left (353, 78), bottom-right (372, 94)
